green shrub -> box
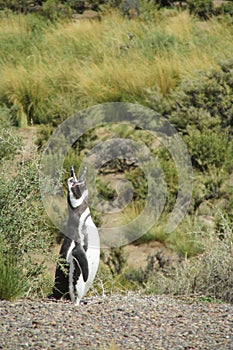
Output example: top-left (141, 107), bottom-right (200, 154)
top-left (0, 0), bottom-right (110, 16)
top-left (0, 132), bottom-right (53, 299)
top-left (162, 60), bottom-right (233, 175)
top-left (35, 123), bottom-right (54, 150)
top-left (101, 247), bottom-right (127, 275)
top-left (125, 253), bottom-right (163, 287)
top-left (0, 125), bottom-right (22, 160)
top-left (42, 0), bottom-right (72, 21)
top-left (0, 0), bottom-right (39, 13)
top-left (167, 60), bottom-right (233, 134)
top-left (147, 60), bottom-right (233, 220)
top-left (153, 216), bottom-right (233, 303)
top-left (187, 0), bottom-right (214, 19)
top-left (120, 0), bottom-right (140, 18)
top-left (96, 179), bottom-right (117, 201)
top-left (90, 247), bottom-right (135, 296)
top-left (215, 2), bottom-right (233, 17)
top-left (0, 104), bottom-right (14, 127)
top-left (184, 127), bottom-right (230, 171)
top-left (166, 219), bottom-right (206, 258)
top-left (0, 242), bottom-right (28, 300)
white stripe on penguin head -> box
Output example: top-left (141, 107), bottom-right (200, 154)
top-left (69, 189), bottom-right (88, 208)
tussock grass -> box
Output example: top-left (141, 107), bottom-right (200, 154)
top-left (122, 202), bottom-right (168, 244)
top-left (0, 244), bottom-right (28, 301)
top-left (148, 216), bottom-right (233, 303)
top-left (165, 11), bottom-right (194, 41)
top-left (0, 11), bottom-right (233, 125)
top-left (166, 218), bottom-right (206, 258)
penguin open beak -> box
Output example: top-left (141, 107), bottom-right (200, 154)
top-left (69, 166), bottom-right (87, 187)
top-left (70, 165), bottom-right (77, 183)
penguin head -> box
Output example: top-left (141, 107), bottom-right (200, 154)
top-left (67, 167), bottom-right (88, 208)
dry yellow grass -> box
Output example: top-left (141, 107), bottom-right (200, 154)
top-left (0, 13), bottom-right (27, 36)
top-left (0, 11), bottom-right (233, 124)
top-left (165, 11), bottom-right (195, 40)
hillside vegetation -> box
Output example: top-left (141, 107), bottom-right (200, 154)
top-left (0, 9), bottom-right (232, 125)
top-left (0, 4), bottom-right (233, 303)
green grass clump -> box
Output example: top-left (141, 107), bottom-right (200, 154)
top-left (0, 245), bottom-right (28, 301)
top-left (166, 218), bottom-right (206, 258)
top-left (0, 127), bottom-right (54, 299)
top-left (122, 202), bottom-right (168, 244)
top-left (145, 216), bottom-right (233, 303)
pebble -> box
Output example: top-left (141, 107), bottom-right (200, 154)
top-left (0, 293), bottom-right (233, 349)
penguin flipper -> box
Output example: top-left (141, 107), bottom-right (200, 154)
top-left (72, 244), bottom-right (89, 282)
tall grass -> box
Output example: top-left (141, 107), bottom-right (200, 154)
top-left (147, 215), bottom-right (233, 303)
top-left (122, 202), bottom-right (168, 244)
top-left (0, 10), bottom-right (233, 125)
top-left (0, 244), bottom-right (27, 301)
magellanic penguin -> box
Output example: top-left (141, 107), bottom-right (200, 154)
top-left (51, 166), bottom-right (100, 305)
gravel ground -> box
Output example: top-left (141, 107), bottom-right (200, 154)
top-left (0, 293), bottom-right (232, 350)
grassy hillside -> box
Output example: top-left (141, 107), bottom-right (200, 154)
top-left (0, 10), bottom-right (233, 125)
top-left (0, 7), bottom-right (233, 302)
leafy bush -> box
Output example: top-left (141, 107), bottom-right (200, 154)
top-left (42, 0), bottom-right (72, 21)
top-left (0, 129), bottom-right (53, 299)
top-left (101, 247), bottom-right (127, 275)
top-left (0, 241), bottom-right (28, 300)
top-left (147, 59), bottom-right (233, 221)
top-left (125, 253), bottom-right (164, 287)
top-left (166, 218), bottom-right (206, 258)
top-left (215, 2), bottom-right (233, 17)
top-left (0, 127), bottom-right (22, 161)
top-left (90, 247), bottom-right (136, 297)
top-left (0, 0), bottom-right (41, 13)
top-left (35, 123), bottom-right (54, 150)
top-left (161, 61), bottom-right (233, 171)
top-left (184, 127), bottom-right (230, 171)
top-left (153, 216), bottom-right (233, 303)
top-left (0, 0), bottom-right (113, 17)
top-left (187, 0), bottom-right (214, 19)
top-left (167, 60), bottom-right (233, 134)
top-left (120, 0), bottom-right (140, 18)
top-left (0, 105), bottom-right (15, 127)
